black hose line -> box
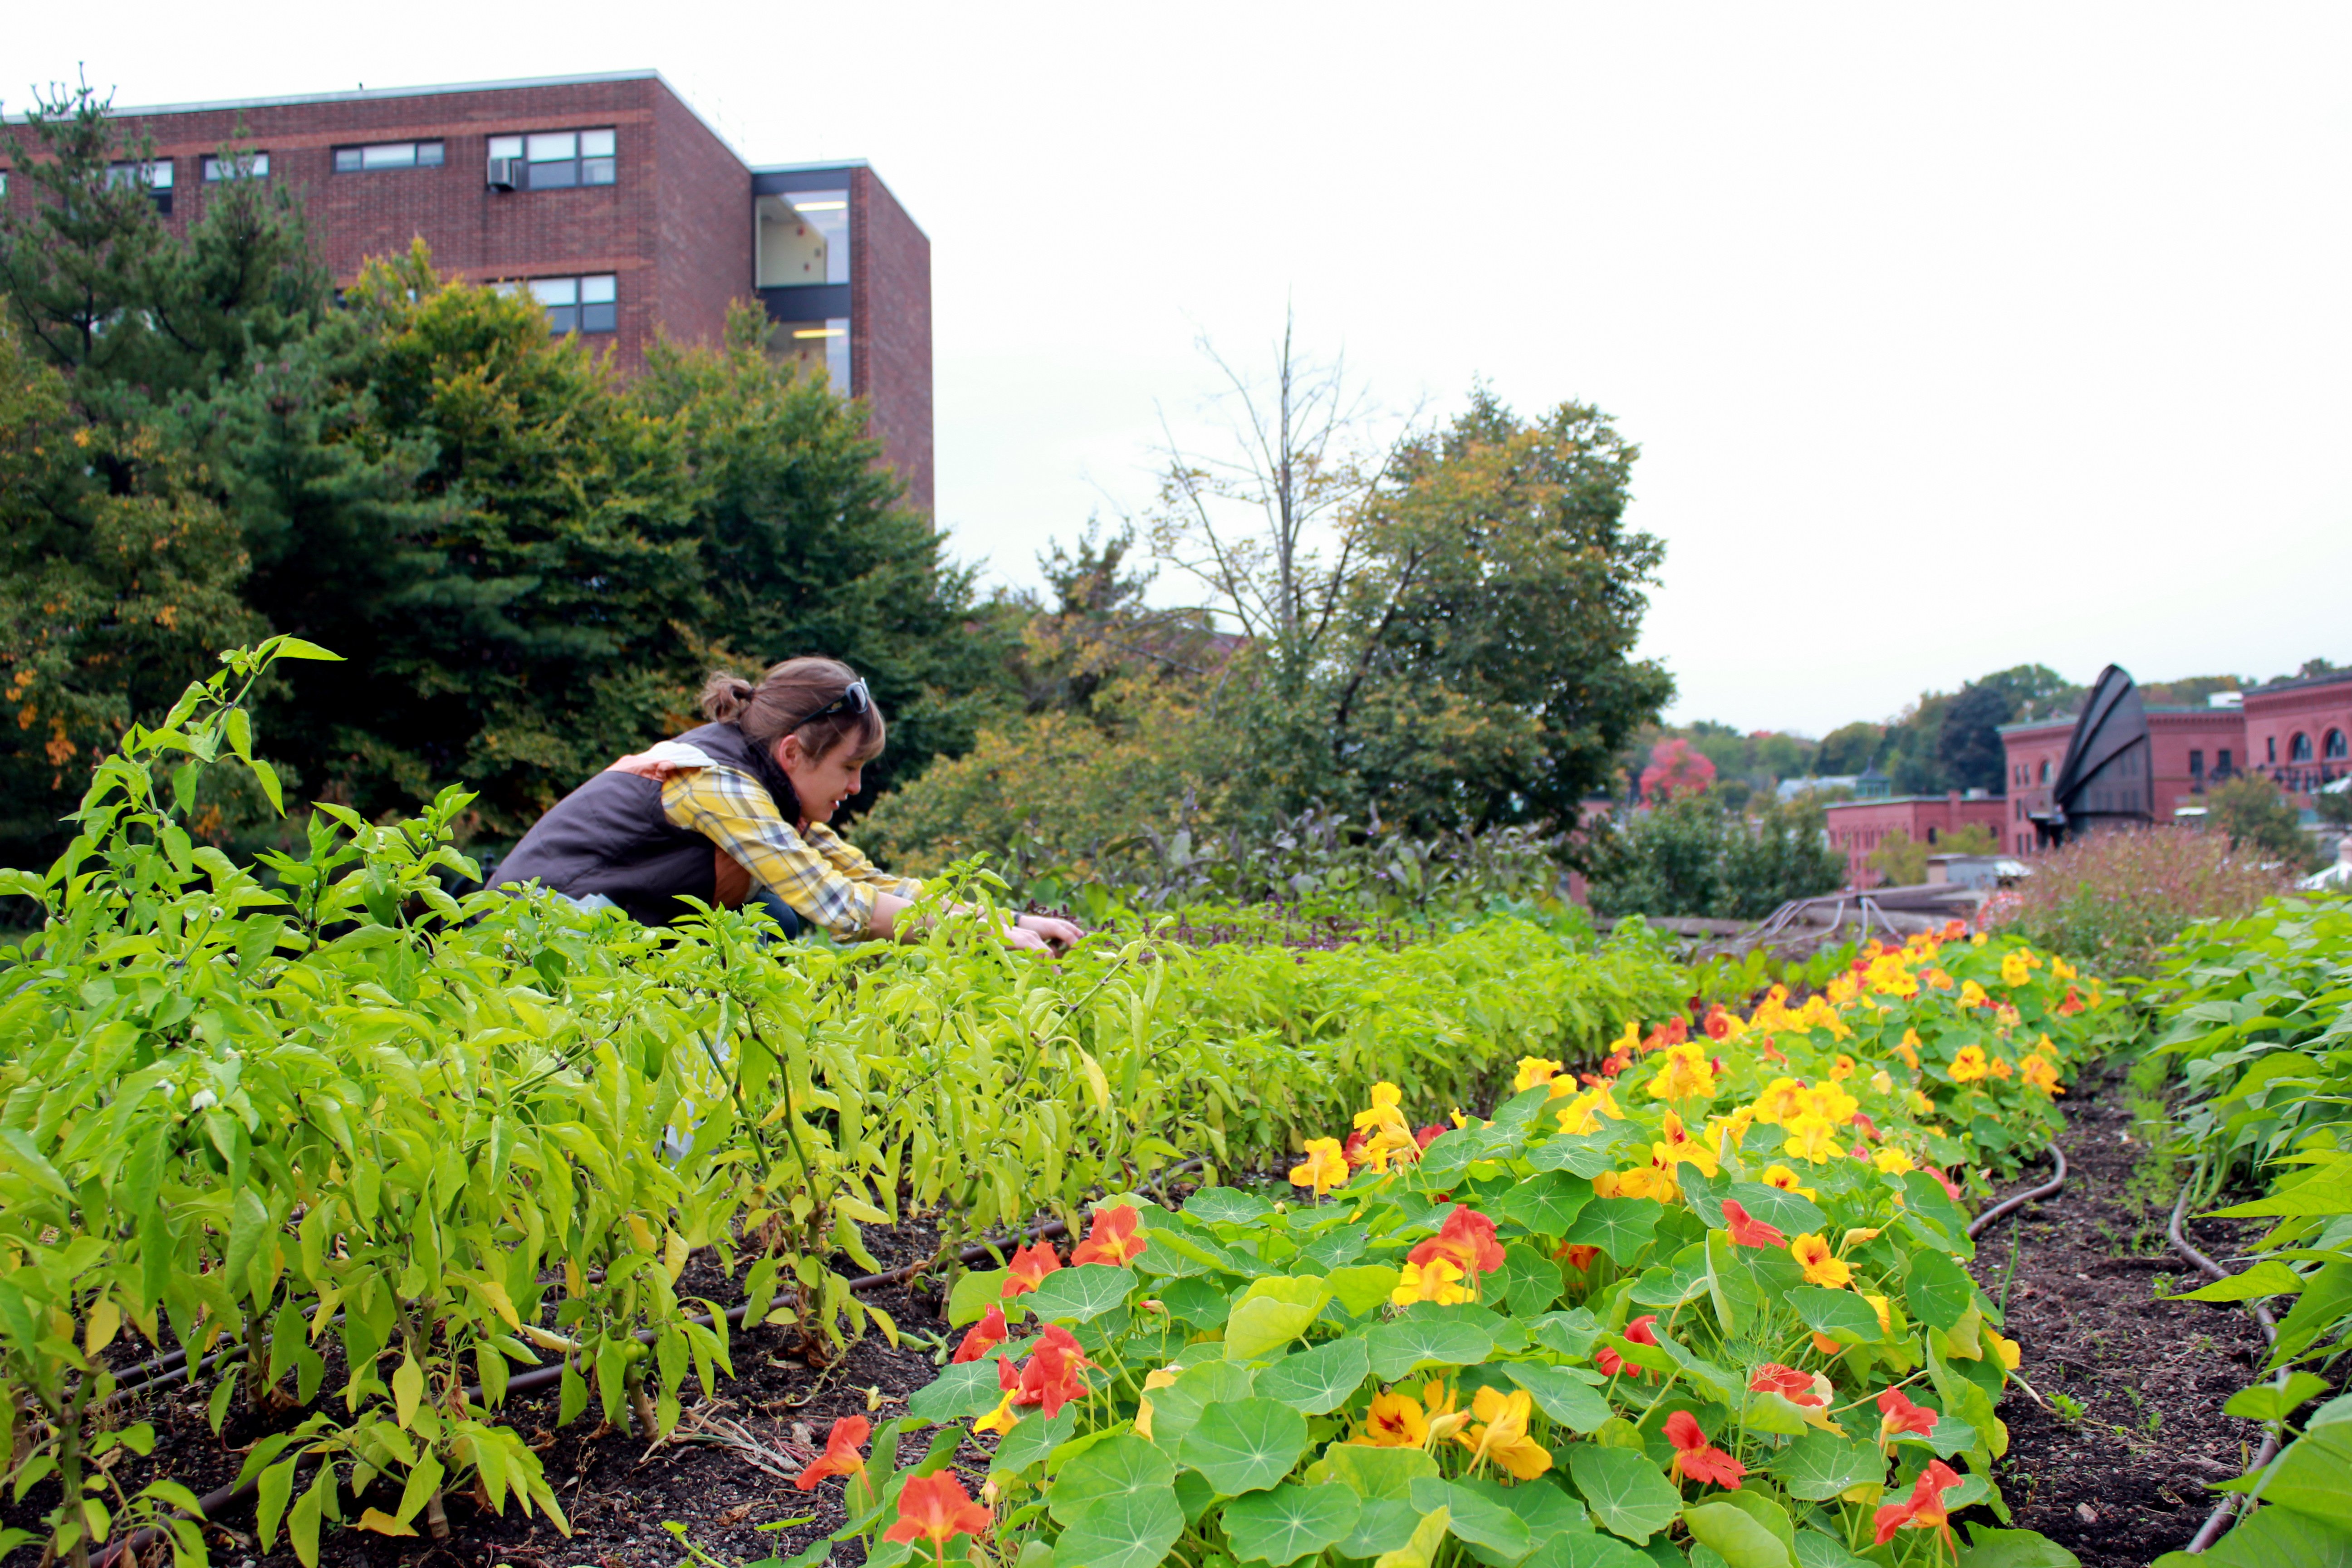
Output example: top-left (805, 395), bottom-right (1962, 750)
top-left (1966, 1146), bottom-right (2068, 1241)
top-left (94, 1160), bottom-right (1206, 1568)
top-left (2168, 1181), bottom-right (2285, 1555)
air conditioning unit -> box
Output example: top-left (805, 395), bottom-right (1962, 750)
top-left (486, 157), bottom-right (523, 191)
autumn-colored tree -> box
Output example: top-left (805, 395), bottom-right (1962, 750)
top-left (1640, 739), bottom-right (1718, 803)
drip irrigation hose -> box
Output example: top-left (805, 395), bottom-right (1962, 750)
top-left (2168, 1181), bottom-right (2286, 1555)
top-left (1965, 1146), bottom-right (2069, 1241)
top-left (93, 1159), bottom-right (1206, 1568)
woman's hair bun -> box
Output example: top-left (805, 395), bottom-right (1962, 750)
top-left (698, 671), bottom-right (758, 723)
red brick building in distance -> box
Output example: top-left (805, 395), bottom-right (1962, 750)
top-left (1823, 788), bottom-right (2009, 889)
top-left (4, 71), bottom-right (936, 510)
top-left (2244, 673), bottom-right (2352, 797)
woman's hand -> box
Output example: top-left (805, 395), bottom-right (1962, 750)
top-left (1013, 913), bottom-right (1085, 955)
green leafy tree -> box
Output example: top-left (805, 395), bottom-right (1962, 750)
top-left (1813, 721), bottom-right (1884, 777)
top-left (2206, 774), bottom-right (2319, 868)
top-left (1588, 792), bottom-right (1843, 919)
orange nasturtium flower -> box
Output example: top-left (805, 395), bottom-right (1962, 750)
top-left (1290, 1137), bottom-right (1351, 1197)
top-left (1009, 1326), bottom-right (1093, 1416)
top-left (1070, 1204), bottom-right (1145, 1266)
top-left (793, 1415), bottom-right (871, 1490)
top-left (1749, 1364), bottom-right (1822, 1405)
top-left (1948, 1044), bottom-right (1990, 1084)
top-left (1876, 1385), bottom-right (1937, 1442)
top-left (1665, 1411), bottom-right (1746, 1490)
top-left (1894, 1030), bottom-right (1922, 1069)
top-left (1720, 1199), bottom-right (1786, 1250)
top-left (1557, 1243), bottom-right (1602, 1272)
top-left (1412, 1206), bottom-right (1509, 1280)
top-left (1790, 1234), bottom-right (1852, 1289)
top-left (1002, 1239), bottom-right (1061, 1298)
top-left (1356, 1389), bottom-right (1430, 1448)
top-left (1874, 1460), bottom-right (1962, 1548)
top-left (885, 1472), bottom-right (994, 1560)
top-left (2020, 1054), bottom-right (2063, 1095)
top-left (951, 1305), bottom-right (1009, 1364)
top-left (1392, 1257), bottom-right (1473, 1307)
top-left (1457, 1387), bottom-right (1552, 1480)
top-left (1514, 1056), bottom-right (1566, 1092)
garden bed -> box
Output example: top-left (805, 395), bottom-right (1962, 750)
top-left (1974, 1060), bottom-right (2298, 1568)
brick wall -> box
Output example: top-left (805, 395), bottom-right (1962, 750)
top-left (853, 168), bottom-right (935, 514)
top-left (13, 74), bottom-right (749, 374)
top-left (1824, 794), bottom-right (2011, 887)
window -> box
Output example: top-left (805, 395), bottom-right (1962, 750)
top-left (2327, 730), bottom-right (2348, 760)
top-left (202, 152), bottom-right (270, 181)
top-left (2291, 732), bottom-right (2313, 763)
top-left (757, 190), bottom-right (849, 287)
top-left (2037, 760), bottom-right (2049, 784)
top-left (487, 129), bottom-right (616, 190)
top-left (333, 141), bottom-right (444, 172)
top-left (2268, 736), bottom-right (2278, 763)
top-left (107, 159), bottom-right (173, 214)
top-left (2189, 749), bottom-right (2204, 780)
top-left (524, 275), bottom-right (617, 335)
top-left (770, 317), bottom-right (849, 388)
top-left (2218, 749), bottom-right (2233, 774)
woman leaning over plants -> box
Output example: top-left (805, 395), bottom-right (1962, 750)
top-left (497, 657), bottom-right (1082, 953)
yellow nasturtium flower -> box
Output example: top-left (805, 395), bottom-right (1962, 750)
top-left (1392, 1258), bottom-right (1473, 1307)
top-left (1761, 1164), bottom-right (1820, 1200)
top-left (1872, 1147), bottom-right (1916, 1175)
top-left (1653, 1110), bottom-right (1720, 1179)
top-left (1948, 1044), bottom-right (1990, 1084)
top-left (1650, 1042), bottom-right (1718, 1102)
top-left (1894, 1030), bottom-right (1922, 1070)
top-left (1959, 981), bottom-right (1990, 1008)
top-left (1355, 1389), bottom-right (1429, 1448)
top-left (1457, 1387), bottom-right (1552, 1480)
top-left (1556, 1085), bottom-right (1623, 1135)
top-left (2019, 1054), bottom-right (2063, 1095)
top-left (1615, 1164), bottom-right (1680, 1204)
top-left (1783, 1113), bottom-right (1844, 1166)
top-left (1289, 1138), bottom-right (1351, 1197)
top-left (1791, 1233), bottom-right (1852, 1288)
top-left (1514, 1057), bottom-right (1565, 1093)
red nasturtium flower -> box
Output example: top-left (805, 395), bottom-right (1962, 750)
top-left (1069, 1204), bottom-right (1145, 1266)
top-left (1877, 1386), bottom-right (1937, 1442)
top-left (1409, 1205), bottom-right (1507, 1282)
top-left (1001, 1239), bottom-right (1061, 1298)
top-left (1415, 1122), bottom-right (1449, 1151)
top-left (1921, 1165), bottom-right (1964, 1203)
top-left (2058, 986), bottom-right (2085, 1016)
top-left (1556, 1243), bottom-right (1602, 1272)
top-left (1721, 1199), bottom-right (1786, 1250)
top-left (1749, 1364), bottom-right (1823, 1407)
top-left (1010, 1325), bottom-right (1092, 1416)
top-left (1874, 1460), bottom-right (1962, 1547)
top-left (1702, 1004), bottom-right (1736, 1041)
top-left (1595, 1314), bottom-right (1659, 1378)
top-left (951, 1305), bottom-right (1008, 1365)
top-left (793, 1415), bottom-right (870, 1490)
top-left (1665, 1410), bottom-right (1746, 1490)
top-left (885, 1472), bottom-right (993, 1560)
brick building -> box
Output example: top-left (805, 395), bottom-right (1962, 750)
top-left (1, 71), bottom-right (934, 510)
top-left (1823, 792), bottom-right (2010, 889)
top-left (2244, 673), bottom-right (2352, 797)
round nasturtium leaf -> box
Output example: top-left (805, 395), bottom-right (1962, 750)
top-left (1177, 1396), bottom-right (1311, 1496)
top-left (1048, 1433), bottom-right (1177, 1525)
top-left (1221, 1482), bottom-right (1363, 1566)
top-left (1254, 1337), bottom-right (1371, 1415)
top-left (1053, 1485), bottom-right (1185, 1568)
top-left (1567, 1444), bottom-right (1681, 1543)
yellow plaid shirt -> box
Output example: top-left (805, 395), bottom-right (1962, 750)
top-left (651, 757), bottom-right (918, 941)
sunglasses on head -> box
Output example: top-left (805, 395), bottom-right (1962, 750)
top-left (798, 678), bottom-right (870, 728)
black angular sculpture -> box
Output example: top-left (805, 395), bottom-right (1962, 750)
top-left (2040, 664), bottom-right (2153, 843)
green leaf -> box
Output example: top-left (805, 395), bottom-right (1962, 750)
top-left (1408, 1478), bottom-right (1534, 1558)
top-left (1048, 1435), bottom-right (1176, 1526)
top-left (1503, 1362), bottom-right (1614, 1433)
top-left (1308, 1442), bottom-right (1438, 1502)
top-left (907, 1361), bottom-right (1005, 1423)
top-left (1327, 1265), bottom-right (1404, 1317)
top-left (950, 1269), bottom-right (1010, 1328)
top-left (1718, 1181), bottom-right (1826, 1237)
top-left (1374, 1506), bottom-right (1452, 1568)
top-left (1792, 1529), bottom-right (1874, 1568)
top-left (1497, 1242), bottom-right (1568, 1316)
top-left (1026, 1265), bottom-right (1137, 1326)
top-left (1561, 1199), bottom-right (1660, 1266)
top-left (1524, 1534), bottom-right (1656, 1568)
top-left (1144, 1360), bottom-right (1255, 1453)
top-left (256, 1458), bottom-right (297, 1550)
top-left (2171, 1260), bottom-right (2307, 1303)
top-left (994, 1409), bottom-right (1077, 1475)
top-left (1053, 1487), bottom-right (1185, 1568)
top-left (1341, 1498), bottom-right (1424, 1558)
top-left (1500, 1173), bottom-right (1594, 1237)
top-left (2206, 1161), bottom-right (2352, 1218)
top-left (1177, 1397), bottom-right (1310, 1496)
top-left (1769, 1431), bottom-right (1884, 1502)
top-left (1226, 1277), bottom-right (1333, 1361)
top-left (1532, 1127), bottom-right (1635, 1178)
top-left (1957, 1524), bottom-right (2083, 1568)
top-left (2253, 1426), bottom-right (2352, 1532)
top-left (1905, 1250), bottom-right (1978, 1332)
top-left (2224, 1372), bottom-right (2335, 1423)
top-left (1254, 1337), bottom-right (1371, 1415)
top-left (1787, 1287), bottom-right (1884, 1344)
top-left (1567, 1444), bottom-right (1681, 1543)
top-left (1365, 1317), bottom-right (1496, 1380)
top-left (1223, 1483), bottom-right (1364, 1566)
top-left (1186, 1189), bottom-right (1274, 1227)
top-left (1155, 1275), bottom-right (1232, 1330)
top-left (1684, 1501), bottom-right (1795, 1568)
top-left (269, 637), bottom-right (345, 662)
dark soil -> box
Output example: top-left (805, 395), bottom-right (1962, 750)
top-left (1967, 1059), bottom-right (2329, 1568)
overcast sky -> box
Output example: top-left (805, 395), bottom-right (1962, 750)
top-left (16, 2), bottom-right (2351, 737)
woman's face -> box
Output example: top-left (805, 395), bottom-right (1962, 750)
top-left (776, 731), bottom-right (867, 824)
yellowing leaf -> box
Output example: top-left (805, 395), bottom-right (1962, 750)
top-left (475, 1277), bottom-right (523, 1331)
top-left (357, 1509), bottom-right (417, 1537)
top-left (392, 1354), bottom-right (424, 1430)
top-left (663, 1230), bottom-right (689, 1281)
top-left (1375, 1507), bottom-right (1450, 1568)
top-left (1077, 1048), bottom-right (1112, 1115)
top-left (83, 1298), bottom-right (120, 1357)
top-left (625, 1214), bottom-right (657, 1253)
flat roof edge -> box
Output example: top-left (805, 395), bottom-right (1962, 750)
top-left (10, 69), bottom-right (753, 169)
top-left (752, 158), bottom-right (872, 174)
